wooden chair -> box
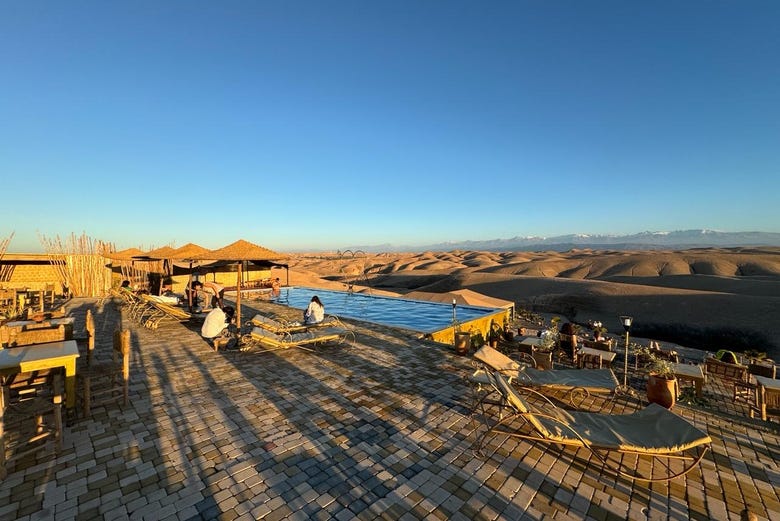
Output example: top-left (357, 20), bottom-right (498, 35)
top-left (579, 352), bottom-right (603, 369)
top-left (0, 373), bottom-right (63, 479)
top-left (44, 284), bottom-right (56, 306)
top-left (704, 356), bottom-right (748, 383)
top-left (583, 339), bottom-right (614, 352)
top-left (1, 324), bottom-right (73, 348)
top-left (79, 329), bottom-right (131, 417)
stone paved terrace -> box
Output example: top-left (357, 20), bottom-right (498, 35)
top-left (1, 296), bottom-right (779, 521)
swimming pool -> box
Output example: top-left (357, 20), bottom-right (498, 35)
top-left (273, 287), bottom-right (500, 334)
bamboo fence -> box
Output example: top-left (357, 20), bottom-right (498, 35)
top-left (39, 233), bottom-right (113, 297)
top-left (0, 232), bottom-right (13, 283)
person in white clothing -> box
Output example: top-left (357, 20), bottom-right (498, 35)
top-left (303, 295), bottom-right (325, 325)
top-left (201, 306), bottom-right (235, 350)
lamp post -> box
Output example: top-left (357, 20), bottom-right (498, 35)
top-left (620, 315), bottom-right (633, 387)
top-left (452, 298), bottom-right (457, 324)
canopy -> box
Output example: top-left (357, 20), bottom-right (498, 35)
top-left (191, 239), bottom-right (281, 261)
top-left (168, 242), bottom-right (212, 261)
top-left (133, 245), bottom-right (177, 260)
top-left (191, 239), bottom-right (285, 330)
top-left (405, 288), bottom-right (514, 313)
top-left (106, 247), bottom-right (146, 261)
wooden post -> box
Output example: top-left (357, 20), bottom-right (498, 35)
top-left (236, 262), bottom-right (242, 330)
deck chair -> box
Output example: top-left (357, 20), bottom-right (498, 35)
top-left (477, 370), bottom-right (712, 483)
top-left (139, 297), bottom-right (191, 330)
top-left (242, 326), bottom-right (354, 353)
top-left (471, 345), bottom-right (621, 408)
top-left (248, 313), bottom-right (342, 334)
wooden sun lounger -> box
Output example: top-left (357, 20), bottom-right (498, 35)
top-left (241, 326), bottom-right (354, 353)
top-left (248, 313), bottom-right (342, 334)
top-left (477, 370), bottom-right (712, 483)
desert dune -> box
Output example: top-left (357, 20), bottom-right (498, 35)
top-left (284, 247), bottom-right (780, 358)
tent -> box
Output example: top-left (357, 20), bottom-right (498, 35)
top-left (191, 240), bottom-right (285, 328)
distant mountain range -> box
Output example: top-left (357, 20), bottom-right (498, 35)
top-left (339, 230), bottom-right (780, 253)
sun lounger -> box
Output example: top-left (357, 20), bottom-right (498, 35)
top-left (477, 370), bottom-right (712, 482)
top-left (248, 313), bottom-right (341, 334)
top-left (241, 325), bottom-right (355, 353)
top-left (471, 345), bottom-right (620, 408)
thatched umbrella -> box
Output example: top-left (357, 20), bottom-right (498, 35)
top-left (191, 240), bottom-right (284, 327)
top-left (168, 243), bottom-right (214, 309)
top-left (106, 247), bottom-right (146, 261)
top-left (106, 247), bottom-right (151, 290)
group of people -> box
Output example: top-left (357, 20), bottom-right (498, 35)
top-left (200, 294), bottom-right (325, 351)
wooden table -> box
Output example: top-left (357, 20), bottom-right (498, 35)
top-left (516, 336), bottom-right (544, 349)
top-left (577, 347), bottom-right (618, 368)
top-left (754, 375), bottom-right (780, 421)
top-left (671, 363), bottom-right (706, 398)
top-left (0, 340), bottom-right (80, 410)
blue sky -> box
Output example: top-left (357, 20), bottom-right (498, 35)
top-left (2, 1), bottom-right (779, 253)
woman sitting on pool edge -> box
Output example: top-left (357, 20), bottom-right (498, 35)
top-left (304, 295), bottom-right (325, 325)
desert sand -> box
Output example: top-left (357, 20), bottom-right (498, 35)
top-left (280, 247), bottom-right (780, 359)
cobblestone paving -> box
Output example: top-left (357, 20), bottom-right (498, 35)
top-left (1, 297), bottom-right (778, 520)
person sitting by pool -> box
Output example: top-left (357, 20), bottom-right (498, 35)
top-left (303, 295), bottom-right (325, 325)
top-left (201, 305), bottom-right (236, 350)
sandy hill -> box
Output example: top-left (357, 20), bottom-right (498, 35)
top-left (284, 247), bottom-right (780, 358)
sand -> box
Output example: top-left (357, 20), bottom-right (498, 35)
top-left (281, 247), bottom-right (780, 359)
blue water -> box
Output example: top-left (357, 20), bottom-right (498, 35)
top-left (273, 287), bottom-right (498, 333)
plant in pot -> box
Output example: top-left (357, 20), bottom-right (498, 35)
top-left (645, 356), bottom-right (678, 409)
top-left (453, 321), bottom-right (471, 356)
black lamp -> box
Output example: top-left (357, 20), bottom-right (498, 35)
top-left (619, 315), bottom-right (633, 386)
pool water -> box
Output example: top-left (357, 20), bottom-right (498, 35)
top-left (273, 287), bottom-right (498, 334)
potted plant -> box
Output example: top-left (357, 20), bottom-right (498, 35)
top-left (645, 356), bottom-right (678, 409)
top-left (453, 321), bottom-right (471, 356)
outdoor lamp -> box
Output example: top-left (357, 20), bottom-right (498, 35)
top-left (452, 298), bottom-right (457, 324)
top-left (619, 315), bottom-right (633, 387)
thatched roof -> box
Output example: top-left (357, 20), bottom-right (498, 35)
top-left (106, 247), bottom-right (146, 261)
top-left (134, 245), bottom-right (177, 260)
top-left (169, 243), bottom-right (211, 261)
top-left (192, 239), bottom-right (282, 262)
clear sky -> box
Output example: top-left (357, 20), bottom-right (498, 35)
top-left (2, 1), bottom-right (778, 253)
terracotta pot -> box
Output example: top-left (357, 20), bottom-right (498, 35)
top-left (488, 339), bottom-right (499, 348)
top-left (454, 332), bottom-right (471, 356)
top-left (646, 374), bottom-right (678, 409)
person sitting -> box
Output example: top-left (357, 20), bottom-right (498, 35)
top-left (201, 305), bottom-right (236, 351)
top-left (303, 295), bottom-right (325, 325)
top-left (120, 280), bottom-right (133, 293)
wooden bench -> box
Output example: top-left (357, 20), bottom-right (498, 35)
top-left (705, 356), bottom-right (749, 382)
top-left (583, 339), bottom-right (614, 352)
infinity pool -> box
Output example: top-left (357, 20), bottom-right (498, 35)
top-left (273, 287), bottom-right (498, 334)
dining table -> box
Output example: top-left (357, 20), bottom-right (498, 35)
top-left (577, 346), bottom-right (618, 368)
top-left (0, 339), bottom-right (80, 410)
